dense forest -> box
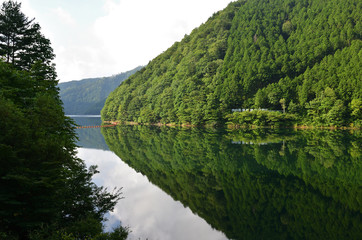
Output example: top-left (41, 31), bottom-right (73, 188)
top-left (101, 125), bottom-right (361, 240)
top-left (0, 1), bottom-right (127, 239)
top-left (101, 0), bottom-right (362, 127)
top-left (59, 66), bottom-right (142, 115)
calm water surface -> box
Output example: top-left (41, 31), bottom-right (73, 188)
top-left (72, 116), bottom-right (362, 240)
top-left (73, 116), bottom-right (227, 240)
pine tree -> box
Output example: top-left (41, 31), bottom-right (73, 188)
top-left (0, 0), bottom-right (56, 83)
top-left (0, 1), bottom-right (126, 239)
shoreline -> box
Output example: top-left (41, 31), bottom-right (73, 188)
top-left (102, 120), bottom-right (361, 130)
top-left (226, 124), bottom-right (361, 130)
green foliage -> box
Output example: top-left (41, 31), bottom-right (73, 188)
top-left (350, 98), bottom-right (362, 127)
top-left (27, 222), bottom-right (129, 240)
top-left (0, 0), bottom-right (57, 81)
top-left (305, 87), bottom-right (347, 126)
top-left (93, 226), bottom-right (130, 240)
top-left (0, 62), bottom-right (126, 240)
top-left (0, 1), bottom-right (126, 239)
top-left (282, 20), bottom-right (294, 36)
top-left (102, 0), bottom-right (362, 127)
top-left (101, 125), bottom-right (362, 240)
top-left (226, 110), bottom-right (297, 127)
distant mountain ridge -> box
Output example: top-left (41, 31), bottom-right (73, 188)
top-left (59, 66), bottom-right (143, 115)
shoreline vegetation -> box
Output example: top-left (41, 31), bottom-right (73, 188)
top-left (103, 117), bottom-right (362, 130)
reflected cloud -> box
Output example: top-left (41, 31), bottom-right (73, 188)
top-left (77, 148), bottom-right (227, 240)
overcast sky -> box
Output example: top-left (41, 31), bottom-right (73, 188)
top-left (4, 0), bottom-right (235, 82)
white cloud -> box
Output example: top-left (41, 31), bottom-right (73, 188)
top-left (89, 0), bottom-right (234, 80)
top-left (53, 7), bottom-right (76, 26)
top-left (1, 0), bottom-right (234, 82)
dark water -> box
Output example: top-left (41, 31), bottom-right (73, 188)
top-left (72, 115), bottom-right (109, 150)
top-left (74, 116), bottom-right (362, 240)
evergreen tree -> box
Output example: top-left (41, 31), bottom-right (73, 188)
top-left (0, 0), bottom-right (56, 85)
top-left (0, 1), bottom-right (127, 239)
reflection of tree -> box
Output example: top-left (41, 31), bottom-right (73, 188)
top-left (250, 129), bottom-right (362, 211)
top-left (102, 126), bottom-right (361, 240)
top-left (226, 128), bottom-right (297, 145)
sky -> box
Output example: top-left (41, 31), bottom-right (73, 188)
top-left (3, 0), bottom-right (235, 82)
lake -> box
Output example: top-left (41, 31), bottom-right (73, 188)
top-left (72, 116), bottom-right (362, 240)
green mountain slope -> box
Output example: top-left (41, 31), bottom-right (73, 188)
top-left (59, 66), bottom-right (142, 115)
top-left (102, 0), bottom-right (362, 126)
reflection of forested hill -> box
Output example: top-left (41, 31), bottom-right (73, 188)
top-left (250, 129), bottom-right (362, 211)
top-left (227, 128), bottom-right (362, 211)
top-left (72, 117), bottom-right (109, 150)
top-left (102, 126), bottom-right (361, 240)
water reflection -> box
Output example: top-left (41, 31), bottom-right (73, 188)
top-left (77, 148), bottom-right (227, 240)
top-left (73, 116), bottom-right (227, 239)
top-left (72, 116), bottom-right (109, 150)
top-left (101, 125), bottom-right (362, 240)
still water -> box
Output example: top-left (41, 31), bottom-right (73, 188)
top-left (72, 116), bottom-right (362, 240)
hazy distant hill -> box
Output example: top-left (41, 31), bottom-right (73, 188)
top-left (59, 66), bottom-right (143, 115)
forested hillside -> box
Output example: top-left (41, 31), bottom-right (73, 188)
top-left (102, 0), bottom-right (362, 127)
top-left (59, 66), bottom-right (142, 115)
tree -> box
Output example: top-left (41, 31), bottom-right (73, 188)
top-left (0, 60), bottom-right (126, 240)
top-left (287, 100), bottom-right (299, 114)
top-left (0, 0), bottom-right (59, 106)
top-left (350, 99), bottom-right (362, 127)
top-left (282, 20), bottom-right (294, 37)
top-left (0, 1), bottom-right (127, 239)
top-left (254, 89), bottom-right (267, 108)
top-left (350, 99), bottom-right (362, 120)
top-left (280, 98), bottom-right (286, 113)
top-left (305, 87), bottom-right (347, 126)
top-left (0, 0), bottom-right (56, 81)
